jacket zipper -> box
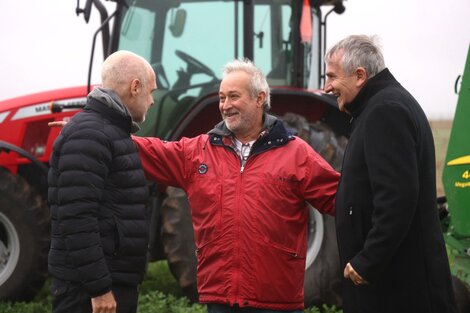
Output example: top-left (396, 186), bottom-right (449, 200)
top-left (223, 144), bottom-right (243, 303)
top-left (234, 157), bottom-right (244, 305)
top-left (222, 137), bottom-right (284, 304)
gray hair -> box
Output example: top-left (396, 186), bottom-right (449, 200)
top-left (222, 58), bottom-right (271, 111)
top-left (325, 35), bottom-right (386, 78)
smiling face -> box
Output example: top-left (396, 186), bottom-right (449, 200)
top-left (218, 70), bottom-right (265, 142)
top-left (324, 51), bottom-right (364, 112)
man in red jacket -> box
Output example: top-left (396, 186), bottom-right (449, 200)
top-left (134, 58), bottom-right (339, 312)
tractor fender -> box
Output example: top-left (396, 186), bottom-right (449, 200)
top-left (0, 140), bottom-right (48, 175)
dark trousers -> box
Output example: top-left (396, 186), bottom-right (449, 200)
top-left (51, 278), bottom-right (139, 313)
top-left (207, 303), bottom-right (303, 313)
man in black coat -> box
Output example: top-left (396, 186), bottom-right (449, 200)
top-left (324, 35), bottom-right (457, 313)
top-left (48, 50), bottom-right (157, 313)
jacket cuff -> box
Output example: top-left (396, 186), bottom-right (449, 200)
top-left (350, 256), bottom-right (374, 283)
top-left (89, 286), bottom-right (112, 298)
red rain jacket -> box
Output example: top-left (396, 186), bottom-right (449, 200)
top-left (134, 115), bottom-right (339, 310)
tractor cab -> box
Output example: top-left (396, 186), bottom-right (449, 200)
top-left (79, 0), bottom-right (348, 139)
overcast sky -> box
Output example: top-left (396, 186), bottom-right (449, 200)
top-left (0, 1), bottom-right (469, 119)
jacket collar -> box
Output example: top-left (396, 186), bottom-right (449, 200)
top-left (85, 97), bottom-right (134, 134)
top-left (208, 113), bottom-right (294, 153)
top-left (346, 68), bottom-right (398, 118)
top-left (86, 87), bottom-right (140, 133)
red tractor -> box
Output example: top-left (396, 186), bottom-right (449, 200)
top-left (0, 0), bottom-right (349, 307)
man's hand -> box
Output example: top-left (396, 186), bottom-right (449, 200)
top-left (344, 262), bottom-right (368, 285)
top-left (48, 121), bottom-right (67, 128)
top-left (91, 291), bottom-right (117, 313)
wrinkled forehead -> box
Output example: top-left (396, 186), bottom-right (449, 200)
top-left (327, 49), bottom-right (344, 65)
top-left (219, 71), bottom-right (251, 93)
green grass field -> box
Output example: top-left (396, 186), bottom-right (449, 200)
top-left (430, 120), bottom-right (453, 196)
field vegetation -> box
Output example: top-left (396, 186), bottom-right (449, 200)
top-left (430, 120), bottom-right (453, 196)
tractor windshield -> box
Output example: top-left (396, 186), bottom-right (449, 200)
top-left (116, 0), bottom-right (320, 137)
top-left (118, 0), bottom-right (320, 89)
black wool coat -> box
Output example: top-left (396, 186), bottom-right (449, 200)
top-left (335, 69), bottom-right (457, 313)
top-left (48, 97), bottom-right (149, 297)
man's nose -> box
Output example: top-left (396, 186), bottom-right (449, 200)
top-left (221, 100), bottom-right (231, 110)
top-left (323, 80), bottom-right (332, 93)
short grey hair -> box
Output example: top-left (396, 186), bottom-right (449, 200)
top-left (325, 35), bottom-right (386, 78)
top-left (222, 58), bottom-right (271, 111)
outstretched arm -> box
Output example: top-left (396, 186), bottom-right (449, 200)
top-left (132, 136), bottom-right (189, 189)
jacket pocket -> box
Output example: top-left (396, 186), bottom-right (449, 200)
top-left (256, 175), bottom-right (301, 214)
top-left (253, 175), bottom-right (305, 250)
top-left (247, 234), bottom-right (305, 303)
top-left (50, 278), bottom-right (81, 299)
top-left (50, 279), bottom-right (70, 298)
top-left (194, 234), bottom-right (228, 295)
top-left (187, 174), bottom-right (222, 247)
top-left (253, 232), bottom-right (306, 258)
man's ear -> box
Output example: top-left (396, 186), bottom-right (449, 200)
top-left (130, 78), bottom-right (141, 96)
top-left (256, 91), bottom-right (266, 108)
top-left (356, 67), bottom-right (368, 87)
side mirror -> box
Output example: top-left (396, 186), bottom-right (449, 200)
top-left (169, 9), bottom-right (187, 37)
top-left (76, 0), bottom-right (93, 23)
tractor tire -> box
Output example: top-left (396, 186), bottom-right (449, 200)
top-left (282, 113), bottom-right (345, 308)
top-left (303, 213), bottom-right (342, 307)
top-left (160, 113), bottom-right (347, 307)
top-left (0, 168), bottom-right (50, 301)
top-left (160, 186), bottom-right (198, 302)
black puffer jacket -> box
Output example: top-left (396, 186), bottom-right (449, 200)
top-left (48, 92), bottom-right (149, 297)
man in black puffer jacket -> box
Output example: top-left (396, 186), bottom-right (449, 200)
top-left (48, 50), bottom-right (157, 313)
